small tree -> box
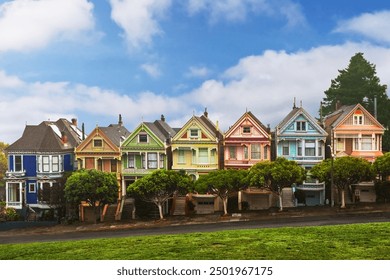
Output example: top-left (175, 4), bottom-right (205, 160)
top-left (0, 142), bottom-right (8, 191)
top-left (249, 158), bottom-right (305, 211)
top-left (374, 152), bottom-right (390, 181)
top-left (127, 170), bottom-right (193, 220)
top-left (65, 169), bottom-right (118, 222)
top-left (195, 169), bottom-right (248, 216)
top-left (312, 156), bottom-right (374, 208)
top-left (373, 152), bottom-right (390, 202)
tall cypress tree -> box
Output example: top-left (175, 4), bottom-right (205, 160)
top-left (322, 52), bottom-right (390, 151)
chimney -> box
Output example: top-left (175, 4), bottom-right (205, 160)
top-left (374, 96), bottom-right (377, 119)
top-left (161, 114), bottom-right (165, 122)
top-left (204, 107), bottom-right (208, 118)
top-left (82, 123), bottom-right (85, 140)
top-left (267, 124), bottom-right (271, 133)
top-left (118, 114), bottom-right (123, 126)
top-left (71, 118), bottom-right (77, 126)
top-left (61, 130), bottom-right (68, 144)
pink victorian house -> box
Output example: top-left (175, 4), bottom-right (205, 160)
top-left (224, 111), bottom-right (272, 210)
top-left (223, 111), bottom-right (272, 170)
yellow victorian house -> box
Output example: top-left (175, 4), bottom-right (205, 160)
top-left (171, 109), bottom-right (224, 214)
top-left (171, 109), bottom-right (223, 180)
top-left (75, 115), bottom-right (130, 221)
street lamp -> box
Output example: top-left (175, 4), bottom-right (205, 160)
top-left (327, 145), bottom-right (335, 207)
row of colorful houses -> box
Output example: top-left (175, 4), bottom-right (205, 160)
top-left (3, 102), bottom-right (385, 220)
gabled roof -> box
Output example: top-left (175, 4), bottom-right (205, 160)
top-left (100, 124), bottom-right (130, 146)
top-left (276, 106), bottom-right (327, 136)
top-left (122, 116), bottom-right (177, 146)
top-left (6, 118), bottom-right (84, 153)
top-left (224, 111), bottom-right (270, 138)
top-left (323, 103), bottom-right (384, 129)
top-left (172, 111), bottom-right (222, 142)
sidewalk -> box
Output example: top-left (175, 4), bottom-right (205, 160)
top-left (1, 203), bottom-right (389, 237)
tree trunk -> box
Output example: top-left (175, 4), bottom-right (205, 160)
top-left (340, 189), bottom-right (346, 208)
top-left (278, 194), bottom-right (283, 212)
top-left (222, 197), bottom-right (228, 216)
top-left (157, 203), bottom-right (164, 220)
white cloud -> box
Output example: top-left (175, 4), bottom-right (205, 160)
top-left (109, 0), bottom-right (172, 50)
top-left (140, 63), bottom-right (162, 78)
top-left (2, 42), bottom-right (390, 145)
top-left (185, 42), bottom-right (390, 132)
top-left (334, 10), bottom-right (390, 44)
top-left (0, 70), bottom-right (191, 143)
top-left (185, 66), bottom-right (211, 78)
top-left (0, 0), bottom-right (95, 52)
top-left (186, 0), bottom-right (306, 26)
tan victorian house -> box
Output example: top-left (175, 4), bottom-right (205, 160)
top-left (75, 115), bottom-right (130, 221)
top-left (324, 103), bottom-right (384, 203)
top-left (324, 103), bottom-right (384, 162)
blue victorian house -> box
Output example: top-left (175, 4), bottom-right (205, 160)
top-left (4, 118), bottom-right (84, 218)
top-left (275, 103), bottom-right (328, 206)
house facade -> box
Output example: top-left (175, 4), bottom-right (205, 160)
top-left (224, 111), bottom-right (271, 169)
top-left (4, 118), bottom-right (84, 216)
top-left (323, 103), bottom-right (384, 203)
top-left (275, 105), bottom-right (328, 206)
top-left (121, 115), bottom-right (176, 188)
top-left (323, 103), bottom-right (384, 162)
top-left (75, 115), bottom-right (130, 220)
top-left (171, 109), bottom-right (222, 180)
top-left (224, 111), bottom-right (273, 210)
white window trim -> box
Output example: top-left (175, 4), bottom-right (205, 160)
top-left (29, 183), bottom-right (36, 193)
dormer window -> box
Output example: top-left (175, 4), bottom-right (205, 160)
top-left (190, 129), bottom-right (199, 138)
top-left (296, 121), bottom-right (306, 131)
top-left (93, 139), bottom-right (103, 147)
top-left (243, 126), bottom-right (251, 133)
top-left (139, 134), bottom-right (148, 143)
top-left (353, 114), bottom-right (364, 125)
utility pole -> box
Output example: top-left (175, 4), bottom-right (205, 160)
top-left (327, 145), bottom-right (335, 207)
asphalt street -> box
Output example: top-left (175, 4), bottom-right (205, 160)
top-left (1, 211), bottom-right (389, 244)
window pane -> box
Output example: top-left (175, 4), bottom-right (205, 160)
top-left (361, 136), bottom-right (372, 150)
top-left (43, 156), bottom-right (50, 172)
top-left (148, 153), bottom-right (158, 169)
top-left (178, 150), bottom-right (185, 164)
top-left (15, 155), bottom-right (22, 171)
top-left (243, 126), bottom-right (251, 133)
top-left (199, 148), bottom-right (208, 163)
top-left (251, 144), bottom-right (260, 159)
top-left (229, 146), bottom-right (236, 159)
top-left (139, 134), bottom-right (147, 143)
top-left (52, 156), bottom-right (59, 172)
top-left (94, 139), bottom-right (103, 147)
top-left (190, 129), bottom-right (198, 137)
top-left (128, 154), bottom-right (135, 168)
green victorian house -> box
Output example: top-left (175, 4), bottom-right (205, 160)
top-left (121, 115), bottom-right (177, 188)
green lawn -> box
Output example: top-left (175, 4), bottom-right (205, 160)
top-left (1, 222), bottom-right (389, 260)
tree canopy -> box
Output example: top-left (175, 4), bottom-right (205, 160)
top-left (0, 142), bottom-right (8, 189)
top-left (321, 52), bottom-right (390, 151)
top-left (127, 169), bottom-right (193, 219)
top-left (311, 156), bottom-right (374, 208)
top-left (195, 169), bottom-right (249, 215)
top-left (248, 158), bottom-right (305, 211)
top-left (65, 169), bottom-right (119, 222)
top-left (373, 152), bottom-right (390, 181)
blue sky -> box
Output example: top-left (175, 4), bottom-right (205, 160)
top-left (1, 0), bottom-right (390, 143)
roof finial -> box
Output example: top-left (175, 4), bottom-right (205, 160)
top-left (118, 114), bottom-right (123, 126)
top-left (204, 107), bottom-right (208, 117)
top-left (300, 100), bottom-right (302, 108)
top-left (293, 97), bottom-right (296, 109)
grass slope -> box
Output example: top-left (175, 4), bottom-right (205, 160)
top-left (1, 222), bottom-right (389, 260)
